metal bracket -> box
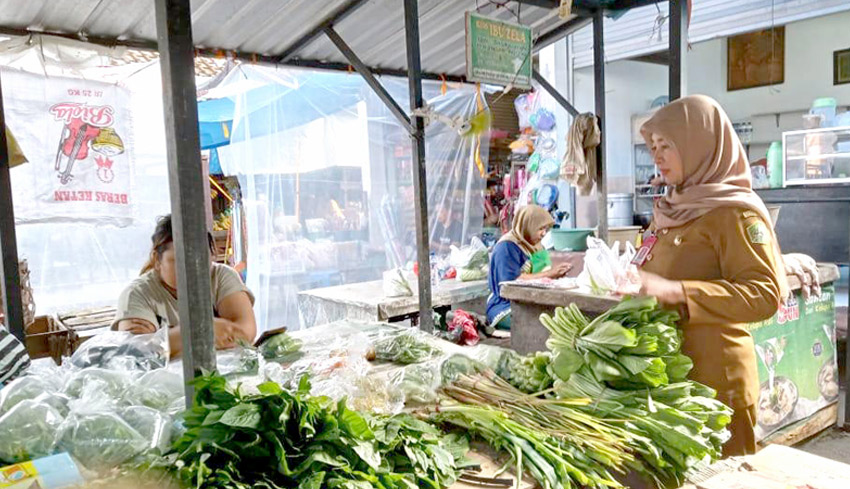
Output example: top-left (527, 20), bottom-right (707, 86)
top-left (532, 69), bottom-right (579, 117)
top-left (411, 104), bottom-right (472, 135)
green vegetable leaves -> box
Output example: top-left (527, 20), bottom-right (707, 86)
top-left (219, 404), bottom-right (261, 429)
top-left (168, 372), bottom-right (467, 489)
top-left (535, 297), bottom-right (734, 486)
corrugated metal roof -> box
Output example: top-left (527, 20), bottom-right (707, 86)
top-left (0, 0), bottom-right (578, 78)
top-left (571, 0), bottom-right (850, 68)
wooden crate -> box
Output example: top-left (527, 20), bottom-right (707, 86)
top-left (55, 306), bottom-right (117, 354)
top-left (24, 315), bottom-right (69, 365)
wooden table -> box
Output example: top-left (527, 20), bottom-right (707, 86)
top-left (502, 263), bottom-right (840, 355)
top-left (297, 279), bottom-right (489, 328)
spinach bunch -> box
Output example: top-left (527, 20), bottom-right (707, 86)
top-left (169, 372), bottom-right (466, 489)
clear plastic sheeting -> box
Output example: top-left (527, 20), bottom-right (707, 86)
top-left (214, 65), bottom-right (489, 332)
top-left (0, 36), bottom-right (173, 315)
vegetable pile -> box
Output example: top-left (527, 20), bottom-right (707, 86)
top-left (166, 372), bottom-right (469, 489)
top-left (540, 297), bottom-right (733, 486)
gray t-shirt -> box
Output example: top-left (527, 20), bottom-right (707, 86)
top-left (112, 263), bottom-right (254, 329)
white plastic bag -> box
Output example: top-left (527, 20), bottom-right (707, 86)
top-left (382, 268), bottom-right (415, 297)
top-left (449, 237), bottom-right (488, 270)
top-left (577, 237), bottom-right (639, 295)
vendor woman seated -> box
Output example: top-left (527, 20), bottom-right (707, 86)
top-left (112, 214), bottom-right (257, 357)
top-left (486, 205), bottom-right (569, 330)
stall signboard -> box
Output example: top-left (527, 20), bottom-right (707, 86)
top-left (747, 284), bottom-right (838, 441)
top-left (465, 12), bottom-right (532, 88)
top-left (3, 70), bottom-right (134, 224)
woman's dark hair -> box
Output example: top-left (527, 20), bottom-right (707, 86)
top-left (140, 214), bottom-right (214, 274)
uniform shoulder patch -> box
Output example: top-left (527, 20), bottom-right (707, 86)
top-left (746, 221), bottom-right (769, 245)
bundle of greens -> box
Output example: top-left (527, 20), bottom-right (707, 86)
top-left (375, 331), bottom-right (441, 364)
top-left (542, 297), bottom-right (690, 389)
top-left (496, 350), bottom-right (553, 394)
top-left (167, 372), bottom-right (468, 489)
top-left (554, 368), bottom-right (732, 485)
top-left (436, 371), bottom-right (637, 489)
top-left (542, 297), bottom-right (733, 486)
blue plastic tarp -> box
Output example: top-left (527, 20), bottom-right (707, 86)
top-left (197, 71), bottom-right (365, 150)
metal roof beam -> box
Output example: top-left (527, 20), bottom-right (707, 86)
top-left (533, 15), bottom-right (592, 52)
top-left (324, 27), bottom-right (414, 135)
top-left (532, 68), bottom-right (578, 117)
top-left (514, 0), bottom-right (560, 7)
top-left (275, 0), bottom-right (371, 63)
top-left (0, 26), bottom-right (468, 84)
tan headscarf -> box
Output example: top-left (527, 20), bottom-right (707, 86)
top-left (641, 94), bottom-right (787, 294)
top-left (499, 204), bottom-right (554, 257)
top-left (640, 95), bottom-right (776, 229)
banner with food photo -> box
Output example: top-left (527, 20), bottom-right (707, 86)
top-left (748, 285), bottom-right (839, 440)
top-left (3, 69), bottom-right (134, 223)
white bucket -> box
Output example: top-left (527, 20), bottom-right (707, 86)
top-left (607, 193), bottom-right (634, 228)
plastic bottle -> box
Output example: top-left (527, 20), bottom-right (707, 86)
top-left (767, 141), bottom-right (784, 188)
top-left (429, 252), bottom-right (438, 289)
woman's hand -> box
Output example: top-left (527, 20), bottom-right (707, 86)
top-left (783, 253), bottom-right (820, 299)
top-left (213, 319), bottom-right (239, 350)
top-left (639, 271), bottom-right (686, 305)
top-left (547, 263), bottom-right (571, 279)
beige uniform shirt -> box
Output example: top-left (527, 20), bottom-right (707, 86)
top-left (642, 206), bottom-right (782, 409)
top-left (112, 263), bottom-right (254, 329)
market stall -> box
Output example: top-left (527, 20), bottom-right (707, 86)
top-left (0, 296), bottom-right (739, 489)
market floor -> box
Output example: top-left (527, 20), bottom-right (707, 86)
top-left (798, 427), bottom-right (850, 465)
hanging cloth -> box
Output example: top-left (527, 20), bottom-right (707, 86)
top-left (560, 113), bottom-right (600, 196)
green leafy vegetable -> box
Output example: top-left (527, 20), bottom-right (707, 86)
top-left (374, 332), bottom-right (441, 364)
top-left (166, 371), bottom-right (467, 489)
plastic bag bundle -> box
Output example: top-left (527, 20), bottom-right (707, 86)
top-left (134, 369), bottom-right (184, 414)
top-left (59, 411), bottom-right (149, 471)
top-left (69, 329), bottom-right (169, 372)
top-left (64, 367), bottom-right (134, 403)
top-left (449, 237), bottom-right (488, 270)
top-left (577, 237), bottom-right (639, 295)
top-left (120, 406), bottom-right (172, 453)
top-left (217, 345), bottom-right (260, 377)
top-left (0, 376), bottom-right (53, 415)
top-left (0, 399), bottom-right (63, 463)
top-left (382, 268), bottom-right (416, 297)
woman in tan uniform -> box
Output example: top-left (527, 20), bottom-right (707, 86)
top-left (635, 95), bottom-right (787, 456)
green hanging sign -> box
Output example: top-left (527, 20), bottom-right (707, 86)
top-left (465, 12), bottom-right (533, 88)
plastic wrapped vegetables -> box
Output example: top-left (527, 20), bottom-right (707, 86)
top-left (496, 350), bottom-right (553, 393)
top-left (0, 399), bottom-right (63, 463)
top-left (375, 331), bottom-right (440, 364)
top-left (60, 412), bottom-right (149, 471)
top-left (258, 332), bottom-right (303, 362)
